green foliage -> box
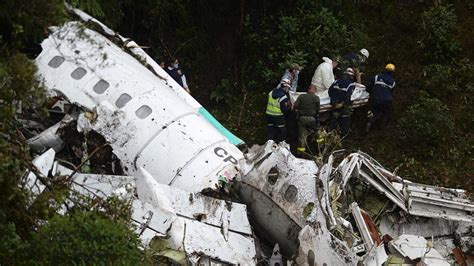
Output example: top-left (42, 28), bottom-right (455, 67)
top-left (0, 0), bottom-right (66, 48)
top-left (419, 5), bottom-right (461, 63)
top-left (0, 54), bottom-right (45, 127)
top-left (278, 50), bottom-right (308, 73)
top-left (27, 211), bottom-right (142, 265)
top-left (0, 2), bottom-right (144, 265)
top-left (69, 0), bottom-right (105, 18)
top-left (0, 223), bottom-right (27, 263)
top-left (279, 7), bottom-right (350, 57)
top-left (68, 191), bottom-right (135, 225)
top-left (399, 95), bottom-right (454, 158)
top-left (423, 59), bottom-right (474, 95)
top-left (244, 7), bottom-right (356, 88)
top-left (210, 78), bottom-right (236, 105)
top-left (0, 132), bottom-right (33, 239)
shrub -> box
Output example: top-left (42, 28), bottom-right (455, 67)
top-left (423, 60), bottom-right (474, 98)
top-left (0, 223), bottom-right (27, 263)
top-left (399, 96), bottom-right (454, 158)
top-left (418, 5), bottom-right (461, 63)
top-left (243, 6), bottom-right (357, 88)
top-left (27, 211), bottom-right (142, 265)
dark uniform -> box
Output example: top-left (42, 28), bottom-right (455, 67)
top-left (366, 71), bottom-right (396, 130)
top-left (294, 93), bottom-right (320, 153)
top-left (328, 77), bottom-right (356, 136)
top-left (266, 87), bottom-right (290, 143)
top-left (165, 66), bottom-right (184, 87)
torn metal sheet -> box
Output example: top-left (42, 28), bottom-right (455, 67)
top-left (320, 154), bottom-right (338, 228)
top-left (334, 152), bottom-right (473, 222)
top-left (359, 170), bottom-right (408, 212)
top-left (27, 115), bottom-right (74, 153)
top-left (361, 158), bottom-right (405, 202)
top-left (295, 224), bottom-right (357, 265)
top-left (57, 165), bottom-right (256, 264)
top-left (136, 167), bottom-right (252, 236)
top-left (240, 141), bottom-right (319, 256)
top-left (25, 148), bottom-right (56, 197)
top-left (268, 244), bottom-right (283, 266)
top-left (33, 148), bottom-right (56, 177)
top-left (182, 219), bottom-right (255, 264)
top-left (379, 215), bottom-right (472, 238)
top-left (338, 153), bottom-right (361, 188)
top-left (405, 182), bottom-right (474, 222)
top-left (362, 244), bottom-right (388, 266)
top-left (389, 234), bottom-right (450, 265)
top-left (351, 202), bottom-right (375, 251)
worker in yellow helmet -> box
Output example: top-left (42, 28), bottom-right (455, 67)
top-left (366, 64), bottom-right (396, 132)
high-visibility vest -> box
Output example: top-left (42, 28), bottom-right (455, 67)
top-left (266, 91), bottom-right (285, 116)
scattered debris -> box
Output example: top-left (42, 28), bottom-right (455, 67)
top-left (241, 142), bottom-right (472, 264)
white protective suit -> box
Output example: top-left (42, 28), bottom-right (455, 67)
top-left (311, 57), bottom-right (335, 93)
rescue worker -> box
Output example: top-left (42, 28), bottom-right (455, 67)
top-left (293, 85), bottom-right (320, 155)
top-left (165, 57), bottom-right (190, 93)
top-left (266, 79), bottom-right (291, 143)
top-left (279, 63), bottom-right (301, 92)
top-left (328, 68), bottom-right (357, 136)
top-left (342, 48), bottom-right (369, 71)
top-left (310, 57), bottom-right (338, 93)
top-left (366, 63), bottom-right (396, 132)
top-left (338, 48), bottom-right (369, 81)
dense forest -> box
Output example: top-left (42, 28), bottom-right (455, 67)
top-left (0, 0), bottom-right (472, 264)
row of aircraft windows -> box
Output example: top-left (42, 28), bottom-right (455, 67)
top-left (48, 55), bottom-right (152, 119)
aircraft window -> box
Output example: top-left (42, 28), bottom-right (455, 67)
top-left (93, 79), bottom-right (110, 94)
top-left (71, 67), bottom-right (87, 80)
top-left (135, 105), bottom-right (152, 119)
top-left (48, 56), bottom-right (65, 68)
top-left (284, 185), bottom-right (298, 202)
top-left (115, 93), bottom-right (132, 108)
top-left (267, 167), bottom-right (279, 185)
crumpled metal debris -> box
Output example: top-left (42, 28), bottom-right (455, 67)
top-left (53, 161), bottom-right (257, 264)
top-left (25, 148), bottom-right (56, 198)
top-left (241, 143), bottom-right (471, 264)
top-left (27, 115), bottom-right (74, 153)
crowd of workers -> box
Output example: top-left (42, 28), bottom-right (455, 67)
top-left (160, 51), bottom-right (396, 157)
top-left (265, 48), bottom-right (397, 156)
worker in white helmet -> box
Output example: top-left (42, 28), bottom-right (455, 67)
top-left (339, 48), bottom-right (369, 81)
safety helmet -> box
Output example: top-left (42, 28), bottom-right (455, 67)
top-left (385, 63), bottom-right (396, 72)
top-left (359, 48), bottom-right (369, 59)
top-left (344, 68), bottom-right (355, 76)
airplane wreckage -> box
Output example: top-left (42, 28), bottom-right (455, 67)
top-left (20, 4), bottom-right (473, 265)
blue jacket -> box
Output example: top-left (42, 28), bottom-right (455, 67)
top-left (366, 72), bottom-right (396, 103)
top-left (271, 87), bottom-right (290, 113)
top-left (328, 78), bottom-right (356, 106)
top-left (165, 67), bottom-right (184, 87)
